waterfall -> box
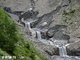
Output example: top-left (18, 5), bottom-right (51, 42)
top-left (54, 40), bottom-right (68, 56)
top-left (59, 46), bottom-right (67, 56)
top-left (36, 31), bottom-right (41, 40)
top-left (25, 22), bottom-right (31, 30)
top-left (21, 18), bottom-right (24, 22)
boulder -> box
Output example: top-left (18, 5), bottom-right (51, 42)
top-left (53, 30), bottom-right (70, 40)
top-left (41, 29), bottom-right (48, 39)
top-left (46, 25), bottom-right (68, 38)
top-left (66, 41), bottom-right (80, 56)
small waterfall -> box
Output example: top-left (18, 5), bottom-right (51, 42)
top-left (36, 31), bottom-right (41, 40)
top-left (21, 18), bottom-right (24, 22)
top-left (59, 46), bottom-right (67, 56)
top-left (54, 40), bottom-right (68, 56)
top-left (25, 22), bottom-right (31, 30)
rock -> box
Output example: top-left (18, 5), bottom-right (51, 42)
top-left (53, 30), bottom-right (70, 40)
top-left (46, 25), bottom-right (67, 38)
top-left (41, 22), bottom-right (47, 26)
top-left (34, 41), bottom-right (59, 60)
top-left (19, 10), bottom-right (39, 20)
top-left (41, 29), bottom-right (48, 39)
top-left (47, 29), bottom-right (57, 38)
top-left (7, 13), bottom-right (19, 21)
top-left (45, 50), bottom-right (54, 56)
top-left (3, 7), bottom-right (12, 13)
top-left (30, 20), bottom-right (38, 28)
top-left (26, 29), bottom-right (36, 38)
top-left (34, 0), bottom-right (62, 16)
top-left (30, 29), bottom-right (36, 38)
top-left (66, 41), bottom-right (80, 56)
top-left (0, 0), bottom-right (31, 11)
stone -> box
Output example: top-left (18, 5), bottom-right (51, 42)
top-left (19, 10), bottom-right (39, 20)
top-left (41, 29), bottom-right (48, 39)
top-left (53, 30), bottom-right (70, 40)
top-left (46, 25), bottom-right (67, 38)
top-left (66, 41), bottom-right (80, 56)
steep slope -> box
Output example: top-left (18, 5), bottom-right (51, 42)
top-left (0, 9), bottom-right (47, 60)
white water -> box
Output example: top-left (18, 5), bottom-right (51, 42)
top-left (21, 18), bottom-right (24, 22)
top-left (36, 31), bottom-right (41, 40)
top-left (53, 40), bottom-right (68, 56)
top-left (25, 22), bottom-right (31, 30)
top-left (59, 46), bottom-right (67, 56)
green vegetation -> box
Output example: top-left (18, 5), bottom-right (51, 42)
top-left (0, 49), bottom-right (9, 56)
top-left (0, 8), bottom-right (47, 60)
top-left (0, 8), bottom-right (18, 54)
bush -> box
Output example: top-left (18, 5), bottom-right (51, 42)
top-left (0, 49), bottom-right (9, 56)
top-left (0, 8), bottom-right (18, 54)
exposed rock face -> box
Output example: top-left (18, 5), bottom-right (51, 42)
top-left (46, 25), bottom-right (70, 40)
top-left (47, 25), bottom-right (67, 37)
top-left (53, 30), bottom-right (70, 40)
top-left (34, 0), bottom-right (62, 16)
top-left (0, 0), bottom-right (31, 11)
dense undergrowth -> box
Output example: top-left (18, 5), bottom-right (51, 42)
top-left (0, 8), bottom-right (47, 60)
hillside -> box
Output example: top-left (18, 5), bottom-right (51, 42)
top-left (0, 0), bottom-right (80, 60)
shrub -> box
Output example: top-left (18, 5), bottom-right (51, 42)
top-left (0, 8), bottom-right (18, 54)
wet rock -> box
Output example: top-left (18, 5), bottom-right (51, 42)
top-left (19, 10), bottom-right (39, 21)
top-left (3, 7), bottom-right (12, 13)
top-left (66, 41), bottom-right (80, 56)
top-left (41, 29), bottom-right (48, 39)
top-left (30, 19), bottom-right (38, 28)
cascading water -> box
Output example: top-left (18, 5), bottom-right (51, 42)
top-left (59, 46), bottom-right (67, 56)
top-left (54, 40), bottom-right (68, 56)
top-left (25, 22), bottom-right (31, 30)
top-left (36, 31), bottom-right (41, 40)
top-left (21, 18), bottom-right (24, 22)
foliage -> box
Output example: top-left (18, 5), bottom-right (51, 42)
top-left (0, 49), bottom-right (9, 56)
top-left (0, 8), bottom-right (19, 54)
